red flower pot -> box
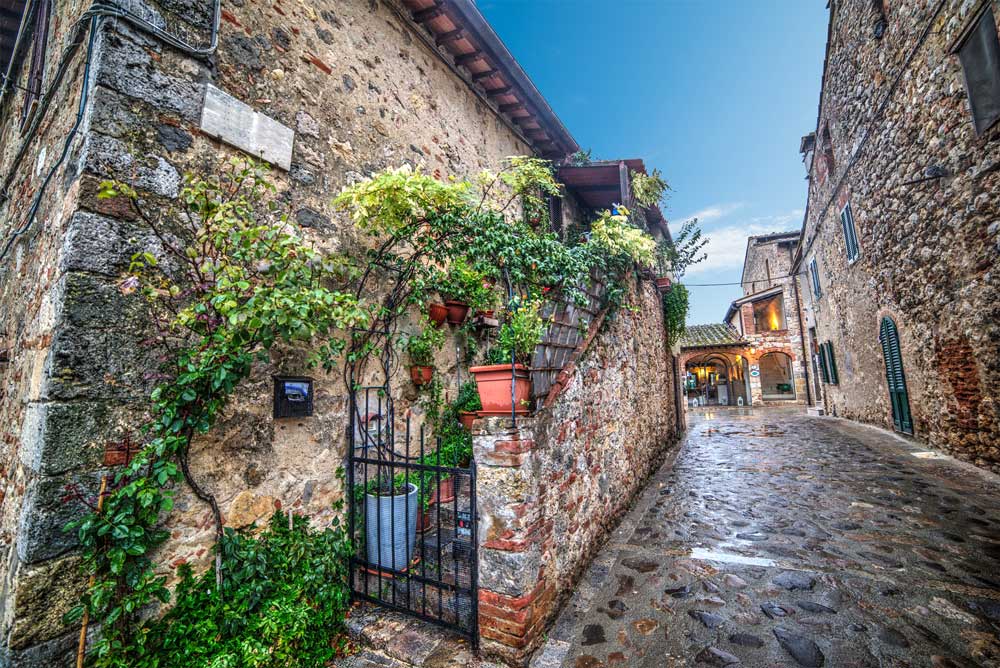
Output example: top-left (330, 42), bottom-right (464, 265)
top-left (432, 476), bottom-right (455, 504)
top-left (458, 411), bottom-right (477, 431)
top-left (410, 365), bottom-right (434, 386)
top-left (655, 277), bottom-right (672, 292)
top-left (444, 300), bottom-right (470, 325)
top-left (469, 364), bottom-right (532, 415)
top-left (428, 303), bottom-right (448, 326)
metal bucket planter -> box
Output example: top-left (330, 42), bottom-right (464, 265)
top-left (365, 483), bottom-right (419, 572)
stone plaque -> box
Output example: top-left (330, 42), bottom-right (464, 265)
top-left (199, 84), bottom-right (294, 170)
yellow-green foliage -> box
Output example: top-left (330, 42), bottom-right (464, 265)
top-left (590, 206), bottom-right (657, 267)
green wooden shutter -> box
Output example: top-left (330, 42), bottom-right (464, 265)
top-left (841, 204), bottom-right (860, 261)
top-left (818, 346), bottom-right (829, 384)
top-left (825, 342), bottom-right (839, 384)
top-left (810, 258), bottom-right (822, 297)
top-left (879, 317), bottom-right (913, 434)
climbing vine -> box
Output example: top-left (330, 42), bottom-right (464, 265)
top-left (65, 155), bottom-right (665, 666)
top-left (65, 159), bottom-right (368, 666)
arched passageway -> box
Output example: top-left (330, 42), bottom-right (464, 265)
top-left (684, 353), bottom-right (750, 407)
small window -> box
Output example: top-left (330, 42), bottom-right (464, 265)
top-left (752, 293), bottom-right (786, 332)
top-left (840, 203), bottom-right (860, 262)
top-left (21, 0), bottom-right (51, 128)
top-left (821, 342), bottom-right (839, 385)
top-left (809, 258), bottom-right (822, 298)
top-left (957, 6), bottom-right (1000, 135)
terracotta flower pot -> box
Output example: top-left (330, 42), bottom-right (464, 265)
top-left (428, 303), bottom-right (448, 326)
top-left (410, 365), bottom-right (434, 386)
top-left (444, 300), bottom-right (470, 325)
top-left (655, 277), bottom-right (672, 292)
top-left (469, 364), bottom-right (532, 415)
top-left (458, 411), bottom-right (477, 431)
top-left (432, 476), bottom-right (455, 504)
top-left (475, 309), bottom-right (496, 319)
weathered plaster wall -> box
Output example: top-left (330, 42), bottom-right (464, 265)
top-left (473, 276), bottom-right (679, 665)
top-left (798, 0), bottom-right (1000, 471)
top-left (0, 0), bottom-right (543, 663)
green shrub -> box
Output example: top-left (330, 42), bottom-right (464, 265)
top-left (97, 510), bottom-right (353, 668)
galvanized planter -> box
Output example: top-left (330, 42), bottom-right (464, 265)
top-left (365, 483), bottom-right (419, 572)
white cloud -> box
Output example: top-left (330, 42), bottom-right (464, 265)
top-left (685, 209), bottom-right (804, 276)
top-left (674, 202), bottom-right (744, 224)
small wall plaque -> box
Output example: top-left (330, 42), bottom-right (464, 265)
top-left (200, 84), bottom-right (294, 170)
top-left (273, 376), bottom-right (314, 418)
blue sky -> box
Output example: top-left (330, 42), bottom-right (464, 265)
top-left (478, 1), bottom-right (830, 324)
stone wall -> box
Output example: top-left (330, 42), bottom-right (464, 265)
top-left (473, 276), bottom-right (679, 665)
top-left (797, 0), bottom-right (1000, 471)
top-left (0, 0), bottom-right (552, 663)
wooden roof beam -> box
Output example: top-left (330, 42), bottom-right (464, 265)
top-left (485, 86), bottom-right (513, 97)
top-left (471, 69), bottom-right (498, 82)
top-left (435, 29), bottom-right (464, 46)
top-left (454, 50), bottom-right (483, 66)
top-left (412, 4), bottom-right (444, 23)
top-left (499, 103), bottom-right (525, 113)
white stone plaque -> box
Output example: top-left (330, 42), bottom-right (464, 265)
top-left (199, 84), bottom-right (294, 171)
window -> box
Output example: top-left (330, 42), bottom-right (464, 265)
top-left (21, 0), bottom-right (51, 128)
top-left (809, 258), bottom-right (822, 298)
top-left (819, 342), bottom-right (839, 385)
top-left (752, 293), bottom-right (786, 332)
top-left (840, 202), bottom-right (860, 262)
top-left (957, 6), bottom-right (1000, 134)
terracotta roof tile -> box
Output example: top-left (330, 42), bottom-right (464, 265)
top-left (679, 323), bottom-right (744, 349)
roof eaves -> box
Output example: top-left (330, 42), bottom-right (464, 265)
top-left (400, 0), bottom-right (579, 159)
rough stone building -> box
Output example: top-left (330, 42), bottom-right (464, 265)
top-left (0, 0), bottom-right (680, 664)
top-left (794, 0), bottom-right (1000, 472)
top-left (679, 232), bottom-right (810, 408)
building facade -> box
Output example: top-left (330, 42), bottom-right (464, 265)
top-left (795, 0), bottom-right (1000, 472)
top-left (680, 232), bottom-right (811, 408)
top-left (0, 0), bottom-right (681, 664)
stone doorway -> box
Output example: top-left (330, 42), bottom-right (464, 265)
top-left (758, 351), bottom-right (796, 401)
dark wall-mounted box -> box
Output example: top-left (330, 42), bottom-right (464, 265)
top-left (273, 376), bottom-right (314, 418)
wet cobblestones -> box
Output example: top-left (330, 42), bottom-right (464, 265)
top-left (534, 408), bottom-right (1000, 668)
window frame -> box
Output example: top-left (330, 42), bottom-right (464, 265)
top-left (840, 202), bottom-right (861, 263)
top-left (954, 4), bottom-right (1000, 136)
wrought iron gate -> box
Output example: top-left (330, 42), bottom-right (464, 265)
top-left (348, 385), bottom-right (479, 647)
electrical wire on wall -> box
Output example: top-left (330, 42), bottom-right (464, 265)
top-left (0, 0), bottom-right (222, 266)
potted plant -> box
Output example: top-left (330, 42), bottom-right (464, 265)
top-left (427, 302), bottom-right (449, 326)
top-left (402, 320), bottom-right (444, 386)
top-left (653, 239), bottom-right (674, 292)
top-left (437, 260), bottom-right (489, 325)
top-left (471, 299), bottom-right (546, 415)
top-left (364, 474), bottom-right (419, 572)
top-left (455, 380), bottom-right (482, 430)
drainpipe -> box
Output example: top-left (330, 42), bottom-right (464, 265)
top-left (791, 263), bottom-right (813, 406)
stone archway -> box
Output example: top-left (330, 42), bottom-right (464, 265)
top-left (683, 351), bottom-right (749, 407)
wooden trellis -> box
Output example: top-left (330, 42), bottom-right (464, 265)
top-left (529, 274), bottom-right (607, 404)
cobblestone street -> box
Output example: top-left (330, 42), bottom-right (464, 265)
top-left (534, 408), bottom-right (1000, 668)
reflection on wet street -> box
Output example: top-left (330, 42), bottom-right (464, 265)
top-left (535, 407), bottom-right (1000, 668)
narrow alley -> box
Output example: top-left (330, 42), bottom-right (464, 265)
top-left (535, 408), bottom-right (1000, 668)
